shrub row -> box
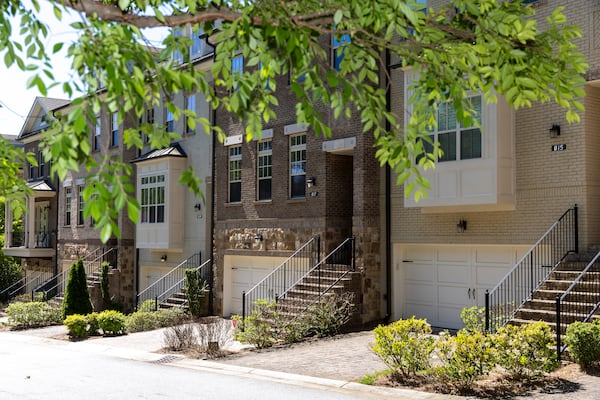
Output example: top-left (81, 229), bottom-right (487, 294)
top-left (6, 301), bottom-right (62, 329)
top-left (64, 310), bottom-right (127, 338)
top-left (372, 309), bottom-right (558, 389)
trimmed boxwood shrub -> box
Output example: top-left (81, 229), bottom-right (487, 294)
top-left (6, 301), bottom-right (62, 329)
top-left (64, 314), bottom-right (89, 338)
top-left (97, 310), bottom-right (126, 335)
top-left (565, 321), bottom-right (600, 368)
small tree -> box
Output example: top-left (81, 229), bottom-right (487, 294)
top-left (185, 269), bottom-right (208, 318)
top-left (61, 259), bottom-right (93, 320)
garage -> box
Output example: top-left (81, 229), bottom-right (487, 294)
top-left (222, 255), bottom-right (288, 316)
top-left (392, 244), bottom-right (528, 330)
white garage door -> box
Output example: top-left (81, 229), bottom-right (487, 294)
top-left (223, 255), bottom-right (287, 316)
top-left (393, 244), bottom-right (528, 330)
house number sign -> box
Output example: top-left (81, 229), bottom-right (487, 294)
top-left (551, 144), bottom-right (566, 151)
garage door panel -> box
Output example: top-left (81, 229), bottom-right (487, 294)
top-left (405, 263), bottom-right (435, 281)
top-left (404, 247), bottom-right (434, 262)
top-left (437, 247), bottom-right (469, 263)
top-left (438, 265), bottom-right (470, 284)
top-left (438, 305), bottom-right (464, 328)
top-left (404, 283), bottom-right (434, 304)
top-left (438, 285), bottom-right (468, 306)
top-left (475, 266), bottom-right (511, 286)
top-left (475, 247), bottom-right (517, 264)
top-left (404, 303), bottom-right (436, 323)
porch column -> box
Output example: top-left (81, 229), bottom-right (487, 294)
top-left (27, 195), bottom-right (36, 248)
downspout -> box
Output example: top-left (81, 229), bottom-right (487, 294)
top-left (384, 54), bottom-right (404, 323)
top-left (54, 180), bottom-right (59, 276)
top-left (207, 34), bottom-right (217, 316)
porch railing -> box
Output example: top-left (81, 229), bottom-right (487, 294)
top-left (485, 205), bottom-right (578, 332)
top-left (135, 253), bottom-right (209, 310)
top-left (556, 250), bottom-right (600, 360)
top-left (242, 236), bottom-right (321, 320)
top-left (278, 236), bottom-right (356, 317)
top-left (0, 270), bottom-right (54, 301)
top-left (37, 247), bottom-right (117, 301)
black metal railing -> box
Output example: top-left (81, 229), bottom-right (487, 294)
top-left (37, 247), bottom-right (117, 301)
top-left (136, 253), bottom-right (209, 310)
top-left (485, 205), bottom-right (578, 332)
top-left (278, 236), bottom-right (356, 320)
top-left (35, 231), bottom-right (50, 248)
top-left (556, 251), bottom-right (600, 360)
top-left (242, 236), bottom-right (321, 320)
top-left (0, 270), bottom-right (53, 301)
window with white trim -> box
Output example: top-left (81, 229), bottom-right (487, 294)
top-left (77, 185), bottom-right (85, 226)
top-left (229, 145), bottom-right (242, 203)
top-left (110, 112), bottom-right (119, 147)
top-left (65, 187), bottom-right (72, 226)
top-left (93, 116), bottom-right (101, 151)
top-left (140, 174), bottom-right (165, 223)
top-left (165, 105), bottom-right (174, 132)
top-left (257, 140), bottom-right (272, 201)
top-left (290, 134), bottom-right (306, 198)
top-left (185, 94), bottom-right (196, 134)
top-left (38, 151), bottom-right (45, 177)
top-left (424, 94), bottom-right (482, 162)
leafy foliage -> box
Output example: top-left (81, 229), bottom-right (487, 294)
top-left (184, 269), bottom-right (208, 318)
top-left (63, 314), bottom-right (89, 338)
top-left (0, 253), bottom-right (22, 294)
top-left (372, 316), bottom-right (435, 377)
top-left (61, 259), bottom-right (93, 320)
top-left (97, 309), bottom-right (126, 335)
top-left (6, 301), bottom-right (62, 329)
top-left (125, 307), bottom-right (187, 333)
top-left (304, 292), bottom-right (355, 337)
top-left (565, 320), bottom-right (600, 369)
top-left (0, 0), bottom-right (589, 239)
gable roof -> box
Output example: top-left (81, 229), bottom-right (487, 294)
top-left (18, 97), bottom-right (70, 140)
top-left (131, 142), bottom-right (188, 163)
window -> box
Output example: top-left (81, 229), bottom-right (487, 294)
top-left (428, 95), bottom-right (482, 162)
top-left (165, 106), bottom-right (174, 132)
top-left (110, 112), bottom-right (119, 147)
top-left (65, 187), bottom-right (72, 226)
top-left (190, 28), bottom-right (203, 59)
top-left (185, 95), bottom-right (196, 134)
top-left (257, 140), bottom-right (272, 200)
top-left (232, 52), bottom-right (243, 90)
top-left (77, 185), bottom-right (85, 226)
top-left (144, 108), bottom-right (154, 143)
top-left (290, 134), bottom-right (306, 198)
top-left (228, 145), bottom-right (242, 203)
top-left (172, 27), bottom-right (183, 64)
top-left (332, 33), bottom-right (350, 71)
top-left (29, 160), bottom-right (36, 179)
top-left (93, 115), bottom-right (101, 151)
top-left (38, 151), bottom-right (45, 177)
top-left (140, 174), bottom-right (165, 223)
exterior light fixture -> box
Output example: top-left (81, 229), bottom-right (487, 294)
top-left (254, 233), bottom-right (264, 243)
top-left (194, 203), bottom-right (202, 211)
top-left (549, 124), bottom-right (561, 138)
top-left (160, 254), bottom-right (167, 263)
top-left (456, 219), bottom-right (467, 234)
top-left (306, 177), bottom-right (316, 188)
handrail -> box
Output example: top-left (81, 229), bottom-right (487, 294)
top-left (485, 205), bottom-right (578, 332)
top-left (556, 250), bottom-right (600, 360)
top-left (135, 253), bottom-right (207, 309)
top-left (242, 236), bottom-right (321, 320)
top-left (0, 271), bottom-right (53, 301)
top-left (39, 247), bottom-right (117, 301)
top-left (148, 259), bottom-right (211, 310)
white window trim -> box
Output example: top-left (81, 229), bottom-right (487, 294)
top-left (289, 133), bottom-right (307, 199)
top-left (228, 145), bottom-right (242, 203)
top-left (257, 139), bottom-right (272, 201)
top-left (139, 172), bottom-right (167, 224)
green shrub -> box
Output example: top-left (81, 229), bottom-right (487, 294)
top-left (154, 308), bottom-right (187, 327)
top-left (126, 308), bottom-right (187, 333)
top-left (304, 292), bottom-right (354, 337)
top-left (6, 301), bottom-right (62, 329)
top-left (97, 310), bottom-right (126, 335)
top-left (87, 312), bottom-right (100, 335)
top-left (138, 299), bottom-right (158, 312)
top-left (459, 306), bottom-right (486, 334)
top-left (185, 269), bottom-right (208, 318)
top-left (372, 317), bottom-right (435, 377)
top-left (61, 259), bottom-right (93, 319)
top-left (565, 321), bottom-right (600, 368)
top-left (0, 255), bottom-right (22, 294)
top-left (64, 314), bottom-right (89, 338)
top-left (234, 300), bottom-right (278, 349)
top-left (495, 322), bottom-right (558, 379)
top-left (435, 330), bottom-right (496, 387)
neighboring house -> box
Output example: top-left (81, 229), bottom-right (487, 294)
top-left (132, 25), bottom-right (215, 307)
top-left (213, 34), bottom-right (382, 326)
top-left (3, 97), bottom-right (70, 292)
top-left (388, 0), bottom-right (600, 330)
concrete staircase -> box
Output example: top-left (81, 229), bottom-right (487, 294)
top-left (511, 261), bottom-right (600, 332)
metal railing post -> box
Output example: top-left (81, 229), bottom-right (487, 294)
top-left (242, 291), bottom-right (246, 321)
top-left (352, 235), bottom-right (356, 272)
top-left (485, 290), bottom-right (490, 333)
top-left (573, 204), bottom-right (579, 254)
top-left (556, 295), bottom-right (562, 362)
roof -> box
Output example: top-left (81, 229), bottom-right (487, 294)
top-left (27, 179), bottom-right (56, 192)
top-left (18, 97), bottom-right (71, 140)
top-left (131, 142), bottom-right (188, 163)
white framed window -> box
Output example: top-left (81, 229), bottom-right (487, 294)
top-left (144, 108), bottom-right (154, 143)
top-left (38, 151), bottom-right (45, 177)
top-left (190, 27), bottom-right (203, 59)
top-left (165, 105), bottom-right (174, 132)
top-left (65, 187), bottom-right (72, 226)
top-left (289, 134), bottom-right (306, 198)
top-left (110, 112), bottom-right (119, 147)
top-left (257, 140), bottom-right (272, 201)
top-left (140, 174), bottom-right (165, 224)
top-left (172, 27), bottom-right (183, 64)
top-left (94, 115), bottom-right (101, 151)
top-left (229, 145), bottom-right (242, 203)
top-left (77, 185), bottom-right (85, 226)
top-left (185, 94), bottom-right (196, 134)
top-left (424, 95), bottom-right (482, 162)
